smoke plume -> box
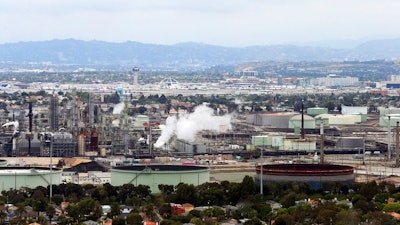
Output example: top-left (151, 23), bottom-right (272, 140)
top-left (154, 105), bottom-right (232, 148)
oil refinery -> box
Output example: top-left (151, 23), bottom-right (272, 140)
top-left (1, 74), bottom-right (400, 192)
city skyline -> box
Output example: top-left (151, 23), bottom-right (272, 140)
top-left (1, 0), bottom-right (400, 47)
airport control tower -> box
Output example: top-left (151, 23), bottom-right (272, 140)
top-left (133, 67), bottom-right (140, 85)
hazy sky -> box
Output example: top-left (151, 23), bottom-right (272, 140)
top-left (1, 0), bottom-right (400, 47)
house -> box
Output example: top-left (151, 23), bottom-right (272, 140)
top-left (266, 200), bottom-right (282, 211)
top-left (389, 212), bottom-right (400, 220)
top-left (171, 204), bottom-right (184, 215)
top-left (182, 203), bottom-right (194, 213)
top-left (103, 219), bottom-right (112, 225)
top-left (83, 220), bottom-right (98, 225)
top-left (61, 202), bottom-right (70, 211)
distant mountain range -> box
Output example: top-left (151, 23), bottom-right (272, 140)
top-left (0, 38), bottom-right (400, 69)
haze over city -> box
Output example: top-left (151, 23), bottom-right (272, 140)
top-left (1, 0), bottom-right (400, 47)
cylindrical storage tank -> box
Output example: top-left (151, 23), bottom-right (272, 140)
top-left (336, 137), bottom-right (364, 149)
top-left (111, 165), bottom-right (210, 193)
top-left (252, 136), bottom-right (269, 146)
top-left (0, 160), bottom-right (7, 167)
top-left (289, 114), bottom-right (316, 129)
top-left (77, 134), bottom-right (86, 156)
top-left (271, 136), bottom-right (284, 148)
top-left (265, 114), bottom-right (294, 128)
top-left (246, 144), bottom-right (255, 151)
top-left (379, 115), bottom-right (400, 127)
top-left (282, 139), bottom-right (317, 151)
top-left (251, 113), bottom-right (295, 128)
top-left (0, 167), bottom-right (62, 191)
top-left (379, 107), bottom-right (400, 116)
top-left (328, 115), bottom-right (360, 125)
top-left (307, 107), bottom-right (328, 116)
top-left (255, 164), bottom-right (354, 189)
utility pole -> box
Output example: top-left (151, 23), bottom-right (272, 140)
top-left (396, 122), bottom-right (400, 167)
top-left (260, 137), bottom-right (264, 195)
top-left (388, 116), bottom-right (391, 160)
top-left (319, 119), bottom-right (324, 164)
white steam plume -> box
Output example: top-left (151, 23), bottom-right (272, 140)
top-left (154, 116), bottom-right (177, 148)
top-left (154, 105), bottom-right (232, 148)
top-left (113, 102), bottom-right (125, 114)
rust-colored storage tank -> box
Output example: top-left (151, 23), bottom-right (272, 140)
top-left (256, 164), bottom-right (354, 188)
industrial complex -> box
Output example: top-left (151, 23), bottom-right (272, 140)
top-left (1, 69), bottom-right (400, 192)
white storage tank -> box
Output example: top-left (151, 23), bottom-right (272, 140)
top-left (0, 167), bottom-right (62, 191)
top-left (111, 165), bottom-right (210, 193)
top-left (289, 114), bottom-right (316, 129)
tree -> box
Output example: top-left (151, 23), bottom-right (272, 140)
top-left (252, 203), bottom-right (272, 222)
top-left (364, 211), bottom-right (398, 225)
top-left (46, 205), bottom-right (56, 224)
top-left (32, 197), bottom-right (48, 217)
top-left (359, 181), bottom-right (379, 201)
top-left (198, 186), bottom-right (226, 206)
top-left (334, 210), bottom-right (360, 225)
top-left (190, 217), bottom-right (203, 225)
top-left (113, 217), bottom-right (126, 225)
top-left (175, 183), bottom-right (198, 205)
top-left (159, 184), bottom-right (174, 195)
top-left (78, 197), bottom-right (103, 221)
top-left (108, 202), bottom-right (121, 218)
top-left (383, 202), bottom-right (400, 213)
top-left (275, 214), bottom-right (295, 225)
top-left (240, 176), bottom-right (256, 200)
top-left (66, 204), bottom-right (82, 222)
top-left (279, 192), bottom-right (297, 208)
top-left (244, 217), bottom-right (262, 225)
top-left (126, 212), bottom-right (143, 225)
top-left (51, 194), bottom-right (64, 205)
top-left (226, 182), bottom-right (241, 205)
top-left (0, 210), bottom-right (7, 224)
top-left (324, 101), bottom-right (336, 111)
top-left (310, 202), bottom-right (341, 225)
top-left (159, 94), bottom-right (168, 104)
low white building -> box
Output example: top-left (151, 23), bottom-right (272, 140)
top-left (310, 74), bottom-right (359, 87)
top-left (62, 171), bottom-right (111, 185)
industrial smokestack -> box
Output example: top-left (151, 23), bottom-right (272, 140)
top-left (301, 100), bottom-right (305, 139)
top-left (28, 102), bottom-right (33, 154)
top-left (133, 67), bottom-right (140, 85)
top-left (28, 102), bottom-right (33, 132)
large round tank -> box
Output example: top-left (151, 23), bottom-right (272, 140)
top-left (0, 159), bottom-right (7, 167)
top-left (255, 164), bottom-right (354, 188)
top-left (0, 167), bottom-right (62, 191)
top-left (111, 165), bottom-right (210, 193)
top-left (336, 137), bottom-right (364, 149)
top-left (289, 114), bottom-right (316, 129)
top-left (307, 107), bottom-right (328, 116)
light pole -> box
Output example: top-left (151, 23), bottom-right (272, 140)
top-left (46, 132), bottom-right (54, 203)
top-left (363, 131), bottom-right (366, 165)
top-left (50, 133), bottom-right (53, 203)
top-left (388, 115), bottom-right (391, 160)
top-left (260, 141), bottom-right (263, 195)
